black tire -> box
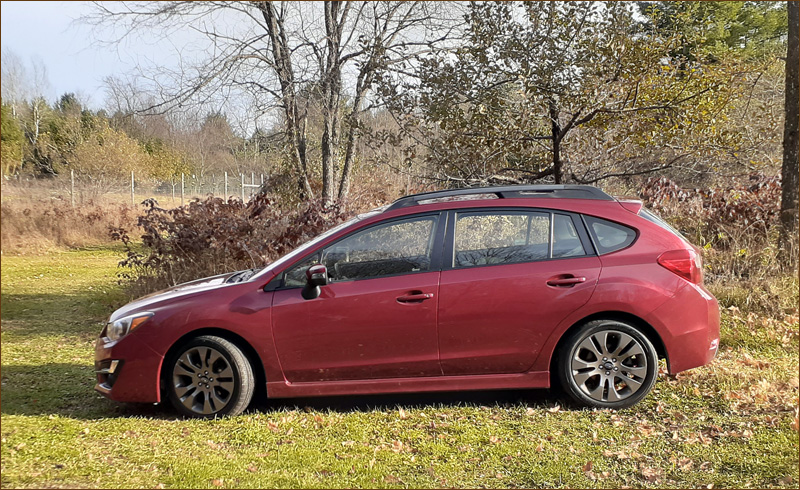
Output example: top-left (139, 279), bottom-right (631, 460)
top-left (557, 319), bottom-right (658, 409)
top-left (165, 335), bottom-right (254, 418)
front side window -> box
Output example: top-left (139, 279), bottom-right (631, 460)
top-left (283, 253), bottom-right (321, 288)
top-left (321, 216), bottom-right (438, 282)
top-left (454, 211), bottom-right (550, 267)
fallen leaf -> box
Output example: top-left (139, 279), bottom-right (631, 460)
top-left (211, 478), bottom-right (224, 487)
top-left (399, 408), bottom-right (409, 420)
top-left (384, 474), bottom-right (404, 484)
top-left (639, 465), bottom-right (662, 482)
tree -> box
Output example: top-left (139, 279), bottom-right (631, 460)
top-left (637, 2), bottom-right (788, 60)
top-left (382, 2), bottom-right (739, 187)
top-left (86, 1), bottom-right (457, 203)
top-left (1, 103), bottom-right (24, 175)
top-left (779, 1), bottom-right (799, 267)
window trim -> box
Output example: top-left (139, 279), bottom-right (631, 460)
top-left (267, 211), bottom-right (446, 290)
top-left (442, 207), bottom-right (596, 271)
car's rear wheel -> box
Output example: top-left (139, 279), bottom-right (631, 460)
top-left (166, 335), bottom-right (254, 418)
top-left (557, 320), bottom-right (657, 409)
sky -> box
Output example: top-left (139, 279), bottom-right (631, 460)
top-left (1, 1), bottom-right (184, 109)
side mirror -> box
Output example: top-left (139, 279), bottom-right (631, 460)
top-left (302, 264), bottom-right (328, 300)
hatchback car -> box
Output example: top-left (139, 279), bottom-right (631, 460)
top-left (95, 185), bottom-right (719, 417)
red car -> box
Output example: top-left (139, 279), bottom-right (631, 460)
top-left (95, 185), bottom-right (719, 417)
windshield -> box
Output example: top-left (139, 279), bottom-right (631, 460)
top-left (250, 207), bottom-right (385, 281)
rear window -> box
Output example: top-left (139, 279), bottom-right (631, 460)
top-left (584, 216), bottom-right (636, 255)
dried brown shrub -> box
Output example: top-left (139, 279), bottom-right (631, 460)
top-left (111, 195), bottom-right (352, 295)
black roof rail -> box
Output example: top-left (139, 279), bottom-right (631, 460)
top-left (385, 184), bottom-right (614, 211)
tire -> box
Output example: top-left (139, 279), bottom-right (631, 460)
top-left (166, 335), bottom-right (254, 418)
top-left (557, 320), bottom-right (658, 409)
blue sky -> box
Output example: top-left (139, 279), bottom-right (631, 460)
top-left (1, 1), bottom-right (183, 108)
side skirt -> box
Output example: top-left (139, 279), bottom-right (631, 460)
top-left (266, 371), bottom-right (550, 399)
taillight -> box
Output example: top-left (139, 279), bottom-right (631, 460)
top-left (658, 249), bottom-right (703, 284)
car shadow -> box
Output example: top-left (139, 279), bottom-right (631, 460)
top-left (2, 362), bottom-right (572, 420)
top-left (252, 387), bottom-right (568, 414)
top-left (0, 363), bottom-right (177, 420)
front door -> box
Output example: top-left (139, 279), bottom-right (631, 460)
top-left (271, 214), bottom-right (443, 383)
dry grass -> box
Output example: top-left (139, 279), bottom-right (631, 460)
top-left (0, 190), bottom-right (141, 255)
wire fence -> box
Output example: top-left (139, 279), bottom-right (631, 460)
top-left (4, 171), bottom-right (269, 209)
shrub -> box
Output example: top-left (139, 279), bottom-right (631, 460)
top-left (111, 195), bottom-right (351, 295)
top-left (639, 176), bottom-right (797, 315)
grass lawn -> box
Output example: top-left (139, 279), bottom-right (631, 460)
top-left (1, 248), bottom-right (798, 488)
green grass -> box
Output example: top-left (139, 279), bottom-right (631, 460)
top-left (2, 248), bottom-right (798, 488)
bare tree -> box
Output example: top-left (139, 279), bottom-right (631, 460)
top-left (84, 1), bottom-right (457, 203)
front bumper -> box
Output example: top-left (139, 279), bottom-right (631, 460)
top-left (94, 333), bottom-right (164, 403)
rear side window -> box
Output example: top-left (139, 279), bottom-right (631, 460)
top-left (584, 216), bottom-right (636, 255)
top-left (454, 211), bottom-right (550, 267)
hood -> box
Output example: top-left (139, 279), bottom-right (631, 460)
top-left (109, 269), bottom-right (261, 321)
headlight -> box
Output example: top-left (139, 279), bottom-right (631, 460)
top-left (106, 312), bottom-right (153, 341)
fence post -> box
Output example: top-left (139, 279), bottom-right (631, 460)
top-left (181, 173), bottom-right (185, 206)
top-left (241, 173), bottom-right (245, 202)
top-left (251, 172), bottom-right (255, 186)
top-left (261, 174), bottom-right (264, 185)
top-left (70, 169), bottom-right (75, 208)
top-left (224, 171), bottom-right (228, 199)
top-left (131, 171), bottom-right (135, 206)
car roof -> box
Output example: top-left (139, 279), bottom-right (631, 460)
top-left (384, 185), bottom-right (615, 212)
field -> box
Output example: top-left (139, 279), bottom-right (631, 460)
top-left (1, 247), bottom-right (798, 488)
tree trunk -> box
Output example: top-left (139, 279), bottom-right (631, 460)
top-left (338, 73), bottom-right (370, 201)
top-left (258, 1), bottom-right (313, 200)
top-left (549, 99), bottom-right (563, 184)
top-left (780, 1), bottom-right (799, 268)
top-left (320, 1), bottom-right (346, 204)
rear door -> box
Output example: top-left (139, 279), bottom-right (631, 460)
top-left (437, 209), bottom-right (601, 375)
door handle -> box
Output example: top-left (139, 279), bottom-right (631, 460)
top-left (396, 292), bottom-right (434, 303)
top-left (546, 276), bottom-right (586, 287)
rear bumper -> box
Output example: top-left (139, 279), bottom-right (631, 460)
top-left (648, 281), bottom-right (720, 374)
top-left (94, 334), bottom-right (164, 403)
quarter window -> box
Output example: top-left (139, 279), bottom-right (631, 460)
top-left (584, 216), bottom-right (637, 254)
top-left (321, 216), bottom-right (438, 282)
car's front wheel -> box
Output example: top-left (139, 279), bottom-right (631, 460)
top-left (166, 335), bottom-right (254, 418)
top-left (557, 320), bottom-right (658, 409)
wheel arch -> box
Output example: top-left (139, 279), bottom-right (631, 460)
top-left (160, 327), bottom-right (267, 400)
top-left (549, 311), bottom-right (669, 380)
